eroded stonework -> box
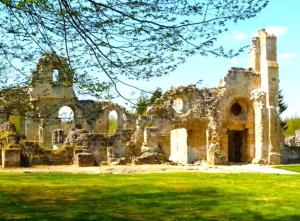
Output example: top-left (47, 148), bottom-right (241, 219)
top-left (0, 29), bottom-right (284, 167)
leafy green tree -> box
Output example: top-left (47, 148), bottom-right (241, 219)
top-left (279, 90), bottom-right (288, 131)
top-left (136, 96), bottom-right (149, 116)
top-left (284, 117), bottom-right (300, 136)
top-left (149, 88), bottom-right (163, 105)
top-left (0, 86), bottom-right (32, 119)
top-left (136, 88), bottom-right (162, 115)
top-left (0, 0), bottom-right (269, 101)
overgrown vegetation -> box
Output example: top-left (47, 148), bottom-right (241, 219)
top-left (279, 90), bottom-right (288, 131)
top-left (284, 117), bottom-right (300, 136)
top-left (0, 172), bottom-right (300, 220)
top-left (136, 88), bottom-right (162, 115)
top-left (108, 118), bottom-right (118, 134)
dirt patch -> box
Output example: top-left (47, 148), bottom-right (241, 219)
top-left (0, 164), bottom-right (298, 174)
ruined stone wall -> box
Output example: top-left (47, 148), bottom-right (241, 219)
top-left (64, 128), bottom-right (133, 165)
top-left (23, 149), bottom-right (74, 166)
top-left (14, 53), bottom-right (137, 149)
top-left (217, 68), bottom-right (259, 163)
top-left (0, 28), bottom-right (285, 167)
top-left (139, 85), bottom-right (217, 164)
top-left (281, 146), bottom-right (300, 164)
top-left (249, 29), bottom-right (281, 164)
top-left (139, 29), bottom-right (283, 165)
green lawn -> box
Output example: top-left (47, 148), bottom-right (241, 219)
top-left (275, 164), bottom-right (300, 173)
top-left (0, 172), bottom-right (300, 221)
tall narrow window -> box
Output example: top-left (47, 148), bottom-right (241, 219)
top-left (53, 69), bottom-right (59, 84)
top-left (108, 110), bottom-right (118, 134)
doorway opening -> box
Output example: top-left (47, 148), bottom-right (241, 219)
top-left (228, 130), bottom-right (247, 163)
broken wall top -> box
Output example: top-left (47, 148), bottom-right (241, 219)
top-left (29, 52), bottom-right (75, 101)
top-left (147, 84), bottom-right (221, 122)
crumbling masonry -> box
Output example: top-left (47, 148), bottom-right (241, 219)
top-left (0, 29), bottom-right (285, 167)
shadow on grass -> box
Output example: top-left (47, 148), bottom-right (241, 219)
top-left (0, 173), bottom-right (300, 220)
top-left (0, 186), bottom-right (298, 221)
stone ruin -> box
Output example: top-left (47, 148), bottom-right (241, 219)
top-left (282, 130), bottom-right (300, 164)
top-left (0, 29), bottom-right (291, 168)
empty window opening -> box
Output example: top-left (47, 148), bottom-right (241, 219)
top-left (108, 110), bottom-right (118, 134)
top-left (172, 97), bottom-right (184, 113)
top-left (53, 69), bottom-right (59, 84)
top-left (58, 106), bottom-right (74, 123)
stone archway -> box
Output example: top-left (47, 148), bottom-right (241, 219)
top-left (220, 97), bottom-right (255, 163)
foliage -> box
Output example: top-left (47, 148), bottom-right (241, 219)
top-left (279, 90), bottom-right (288, 131)
top-left (284, 117), bottom-right (300, 136)
top-left (0, 172), bottom-right (300, 220)
top-left (0, 86), bottom-right (32, 119)
top-left (136, 96), bottom-right (149, 116)
top-left (149, 88), bottom-right (163, 105)
top-left (0, 0), bottom-right (269, 100)
top-left (136, 88), bottom-right (162, 115)
top-left (108, 118), bottom-right (118, 134)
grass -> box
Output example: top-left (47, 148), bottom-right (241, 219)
top-left (275, 164), bottom-right (300, 173)
top-left (0, 172), bottom-right (300, 220)
top-left (108, 118), bottom-right (118, 134)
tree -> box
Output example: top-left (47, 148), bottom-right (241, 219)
top-left (136, 96), bottom-right (149, 116)
top-left (0, 0), bottom-right (269, 102)
top-left (0, 86), bottom-right (32, 119)
top-left (284, 116), bottom-right (300, 136)
top-left (149, 88), bottom-right (163, 105)
top-left (136, 88), bottom-right (162, 115)
top-left (279, 90), bottom-right (288, 131)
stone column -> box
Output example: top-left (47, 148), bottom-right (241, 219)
top-left (39, 123), bottom-right (45, 144)
top-left (251, 89), bottom-right (269, 164)
top-left (206, 117), bottom-right (225, 165)
top-left (267, 107), bottom-right (281, 164)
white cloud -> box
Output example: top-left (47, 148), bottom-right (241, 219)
top-left (278, 52), bottom-right (298, 61)
top-left (266, 26), bottom-right (288, 37)
top-left (233, 32), bottom-right (248, 41)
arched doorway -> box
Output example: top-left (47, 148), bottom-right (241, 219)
top-left (58, 106), bottom-right (74, 133)
top-left (226, 99), bottom-right (254, 163)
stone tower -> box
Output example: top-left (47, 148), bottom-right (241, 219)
top-left (27, 53), bottom-right (76, 146)
top-left (250, 29), bottom-right (281, 164)
top-left (29, 52), bottom-right (75, 101)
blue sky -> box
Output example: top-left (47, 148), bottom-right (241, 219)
top-left (113, 0), bottom-right (300, 118)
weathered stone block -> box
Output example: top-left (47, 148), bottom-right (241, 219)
top-left (2, 149), bottom-right (21, 168)
top-left (74, 153), bottom-right (94, 167)
top-left (143, 127), bottom-right (158, 148)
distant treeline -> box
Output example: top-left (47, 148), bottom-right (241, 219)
top-left (284, 117), bottom-right (300, 136)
